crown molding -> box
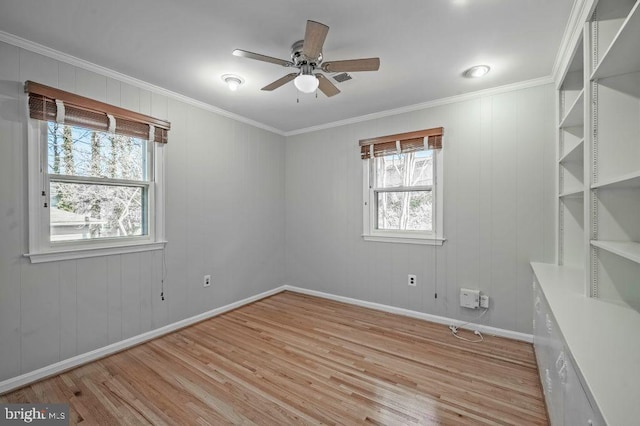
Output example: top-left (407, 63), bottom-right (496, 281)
top-left (551, 0), bottom-right (595, 87)
top-left (1, 30), bottom-right (555, 139)
top-left (284, 76), bottom-right (554, 137)
top-left (0, 30), bottom-right (286, 136)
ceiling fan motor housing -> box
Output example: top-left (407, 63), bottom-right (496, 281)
top-left (291, 40), bottom-right (322, 68)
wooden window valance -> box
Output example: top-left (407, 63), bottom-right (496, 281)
top-left (359, 127), bottom-right (443, 159)
top-left (25, 81), bottom-right (171, 143)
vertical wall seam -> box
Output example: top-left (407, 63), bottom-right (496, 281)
top-left (74, 260), bottom-right (77, 357)
top-left (18, 47), bottom-right (23, 377)
top-left (515, 91), bottom-right (520, 332)
top-left (58, 263), bottom-right (61, 363)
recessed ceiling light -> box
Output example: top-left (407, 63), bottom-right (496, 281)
top-left (221, 74), bottom-right (244, 91)
top-left (463, 65), bottom-right (491, 78)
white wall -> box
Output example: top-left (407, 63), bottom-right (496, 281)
top-left (285, 84), bottom-right (556, 334)
top-left (0, 36), bottom-right (557, 385)
top-left (0, 41), bottom-right (286, 382)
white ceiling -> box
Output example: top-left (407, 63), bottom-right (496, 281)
top-left (0, 0), bottom-right (574, 133)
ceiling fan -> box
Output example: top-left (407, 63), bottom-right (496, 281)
top-left (232, 20), bottom-right (380, 97)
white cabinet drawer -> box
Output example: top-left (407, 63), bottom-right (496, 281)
top-left (563, 354), bottom-right (603, 426)
top-left (532, 277), bottom-right (605, 426)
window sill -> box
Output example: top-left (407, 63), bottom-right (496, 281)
top-left (362, 235), bottom-right (446, 246)
top-left (25, 241), bottom-right (167, 263)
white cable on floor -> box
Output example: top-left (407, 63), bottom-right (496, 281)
top-left (451, 328), bottom-right (484, 343)
top-left (449, 308), bottom-right (488, 343)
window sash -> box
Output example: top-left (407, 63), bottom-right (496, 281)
top-left (49, 174), bottom-right (151, 188)
top-left (363, 146), bottom-right (444, 244)
top-left (373, 185), bottom-right (433, 193)
top-left (27, 119), bottom-right (166, 262)
top-left (48, 182), bottom-right (150, 243)
top-left (44, 123), bottom-right (153, 244)
top-left (370, 151), bottom-right (436, 231)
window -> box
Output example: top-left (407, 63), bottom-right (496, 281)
top-left (25, 81), bottom-right (170, 262)
top-left (361, 128), bottom-right (444, 245)
top-left (46, 123), bottom-right (151, 242)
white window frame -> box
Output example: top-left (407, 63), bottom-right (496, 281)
top-left (362, 148), bottom-right (445, 245)
top-left (26, 119), bottom-right (166, 263)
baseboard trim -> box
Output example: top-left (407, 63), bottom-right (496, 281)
top-left (0, 285), bottom-right (287, 395)
top-left (283, 286), bottom-right (533, 343)
top-left (1, 284), bottom-right (532, 394)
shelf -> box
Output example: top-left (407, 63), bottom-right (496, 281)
top-left (559, 89), bottom-right (584, 128)
top-left (592, 1), bottom-right (640, 80)
top-left (559, 139), bottom-right (584, 164)
top-left (591, 240), bottom-right (640, 264)
top-left (559, 189), bottom-right (584, 198)
top-left (592, 169), bottom-right (640, 189)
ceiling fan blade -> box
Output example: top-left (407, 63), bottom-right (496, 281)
top-left (261, 73), bottom-right (298, 91)
top-left (316, 74), bottom-right (340, 97)
top-left (232, 49), bottom-right (293, 67)
top-left (322, 58), bottom-right (380, 73)
top-left (303, 20), bottom-right (329, 59)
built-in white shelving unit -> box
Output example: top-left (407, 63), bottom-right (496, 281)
top-left (534, 0), bottom-right (640, 424)
top-left (557, 37), bottom-right (585, 270)
top-left (590, 0), bottom-right (640, 309)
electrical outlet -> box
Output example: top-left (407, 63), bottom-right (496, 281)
top-left (480, 295), bottom-right (490, 308)
top-left (408, 274), bottom-right (416, 286)
top-left (203, 275), bottom-right (211, 287)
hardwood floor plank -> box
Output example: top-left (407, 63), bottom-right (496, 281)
top-left (1, 291), bottom-right (548, 425)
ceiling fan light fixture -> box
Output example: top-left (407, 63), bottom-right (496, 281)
top-left (463, 65), bottom-right (490, 78)
top-left (294, 74), bottom-right (319, 93)
top-left (221, 74), bottom-right (244, 91)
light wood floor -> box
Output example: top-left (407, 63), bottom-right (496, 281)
top-left (1, 291), bottom-right (548, 425)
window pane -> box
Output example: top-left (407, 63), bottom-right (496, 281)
top-left (377, 190), bottom-right (432, 231)
top-left (50, 182), bottom-right (147, 242)
top-left (47, 123), bottom-right (148, 181)
top-left (375, 151), bottom-right (433, 188)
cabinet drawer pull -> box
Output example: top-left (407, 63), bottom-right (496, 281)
top-left (555, 351), bottom-right (565, 370)
top-left (558, 363), bottom-right (567, 384)
top-left (545, 368), bottom-right (553, 394)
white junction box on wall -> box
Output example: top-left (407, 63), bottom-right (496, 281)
top-left (460, 288), bottom-right (480, 309)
